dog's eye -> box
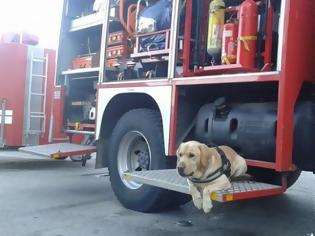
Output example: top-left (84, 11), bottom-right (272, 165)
top-left (189, 153), bottom-right (195, 158)
top-left (179, 153), bottom-right (183, 157)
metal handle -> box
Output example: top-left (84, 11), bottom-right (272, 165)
top-left (0, 98), bottom-right (7, 148)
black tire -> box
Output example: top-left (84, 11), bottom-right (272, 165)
top-left (108, 109), bottom-right (190, 212)
top-left (70, 154), bottom-right (91, 162)
top-left (70, 156), bottom-right (83, 162)
top-left (286, 169), bottom-right (302, 187)
top-left (248, 167), bottom-right (302, 188)
top-left (54, 157), bottom-right (68, 160)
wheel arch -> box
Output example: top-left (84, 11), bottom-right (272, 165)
top-left (96, 87), bottom-right (172, 168)
top-left (100, 93), bottom-right (162, 139)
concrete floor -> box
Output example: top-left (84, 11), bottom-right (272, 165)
top-left (0, 151), bottom-right (314, 236)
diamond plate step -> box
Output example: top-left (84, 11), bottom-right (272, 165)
top-left (123, 169), bottom-right (285, 202)
top-left (19, 143), bottom-right (96, 159)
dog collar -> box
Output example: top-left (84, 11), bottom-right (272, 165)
top-left (188, 147), bottom-right (231, 184)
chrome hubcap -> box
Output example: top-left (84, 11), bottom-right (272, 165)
top-left (117, 131), bottom-right (151, 189)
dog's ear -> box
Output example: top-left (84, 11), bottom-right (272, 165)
top-left (198, 143), bottom-right (210, 169)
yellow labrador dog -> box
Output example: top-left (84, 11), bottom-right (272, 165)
top-left (176, 141), bottom-right (248, 213)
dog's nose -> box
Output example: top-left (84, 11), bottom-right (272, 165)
top-left (177, 167), bottom-right (184, 175)
top-left (177, 166), bottom-right (185, 176)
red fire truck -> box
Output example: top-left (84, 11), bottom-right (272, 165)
top-left (20, 0), bottom-right (315, 212)
top-left (0, 34), bottom-right (56, 148)
top-left (0, 36), bottom-right (94, 161)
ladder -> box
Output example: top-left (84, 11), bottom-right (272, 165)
top-left (26, 53), bottom-right (48, 136)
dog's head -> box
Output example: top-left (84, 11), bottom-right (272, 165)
top-left (176, 141), bottom-right (211, 178)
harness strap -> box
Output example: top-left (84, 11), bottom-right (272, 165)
top-left (214, 147), bottom-right (231, 177)
top-left (189, 146), bottom-right (232, 184)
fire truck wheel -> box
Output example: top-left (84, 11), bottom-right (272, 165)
top-left (248, 167), bottom-right (302, 188)
top-left (54, 157), bottom-right (68, 160)
top-left (70, 156), bottom-right (83, 162)
top-left (108, 108), bottom-right (189, 212)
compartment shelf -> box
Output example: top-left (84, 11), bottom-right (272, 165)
top-left (71, 101), bottom-right (91, 106)
top-left (69, 12), bottom-right (105, 32)
top-left (173, 71), bottom-right (280, 86)
top-left (62, 67), bottom-right (100, 75)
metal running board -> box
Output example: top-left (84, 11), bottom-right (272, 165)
top-left (123, 169), bottom-right (285, 202)
top-left (19, 143), bottom-right (96, 159)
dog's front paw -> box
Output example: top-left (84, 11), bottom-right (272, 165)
top-left (192, 197), bottom-right (203, 210)
top-left (202, 204), bottom-right (213, 214)
top-left (202, 197), bottom-right (213, 213)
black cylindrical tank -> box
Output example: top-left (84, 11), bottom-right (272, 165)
top-left (195, 101), bottom-right (315, 171)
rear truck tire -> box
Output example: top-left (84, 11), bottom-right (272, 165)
top-left (108, 108), bottom-right (190, 212)
top-left (70, 154), bottom-right (91, 162)
top-left (54, 156), bottom-right (68, 160)
top-left (248, 167), bottom-right (302, 188)
top-left (70, 156), bottom-right (83, 162)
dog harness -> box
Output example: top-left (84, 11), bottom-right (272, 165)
top-left (188, 147), bottom-right (232, 184)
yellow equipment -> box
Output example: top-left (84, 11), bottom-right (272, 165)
top-left (207, 0), bottom-right (225, 64)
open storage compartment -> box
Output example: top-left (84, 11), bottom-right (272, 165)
top-left (63, 71), bottom-right (98, 133)
top-left (57, 26), bottom-right (102, 80)
top-left (55, 0), bottom-right (104, 133)
top-left (103, 0), bottom-right (172, 82)
top-left (101, 0), bottom-right (284, 82)
top-left (66, 0), bottom-right (95, 19)
top-left (174, 0), bottom-right (282, 77)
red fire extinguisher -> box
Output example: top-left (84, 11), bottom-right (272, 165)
top-left (237, 0), bottom-right (258, 69)
top-left (222, 22), bottom-right (238, 64)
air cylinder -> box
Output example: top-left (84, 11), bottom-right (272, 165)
top-left (237, 0), bottom-right (258, 69)
top-left (207, 0), bottom-right (226, 65)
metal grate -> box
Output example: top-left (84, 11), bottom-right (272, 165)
top-left (123, 169), bottom-right (283, 202)
top-left (19, 143), bottom-right (96, 158)
top-left (219, 181), bottom-right (279, 194)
